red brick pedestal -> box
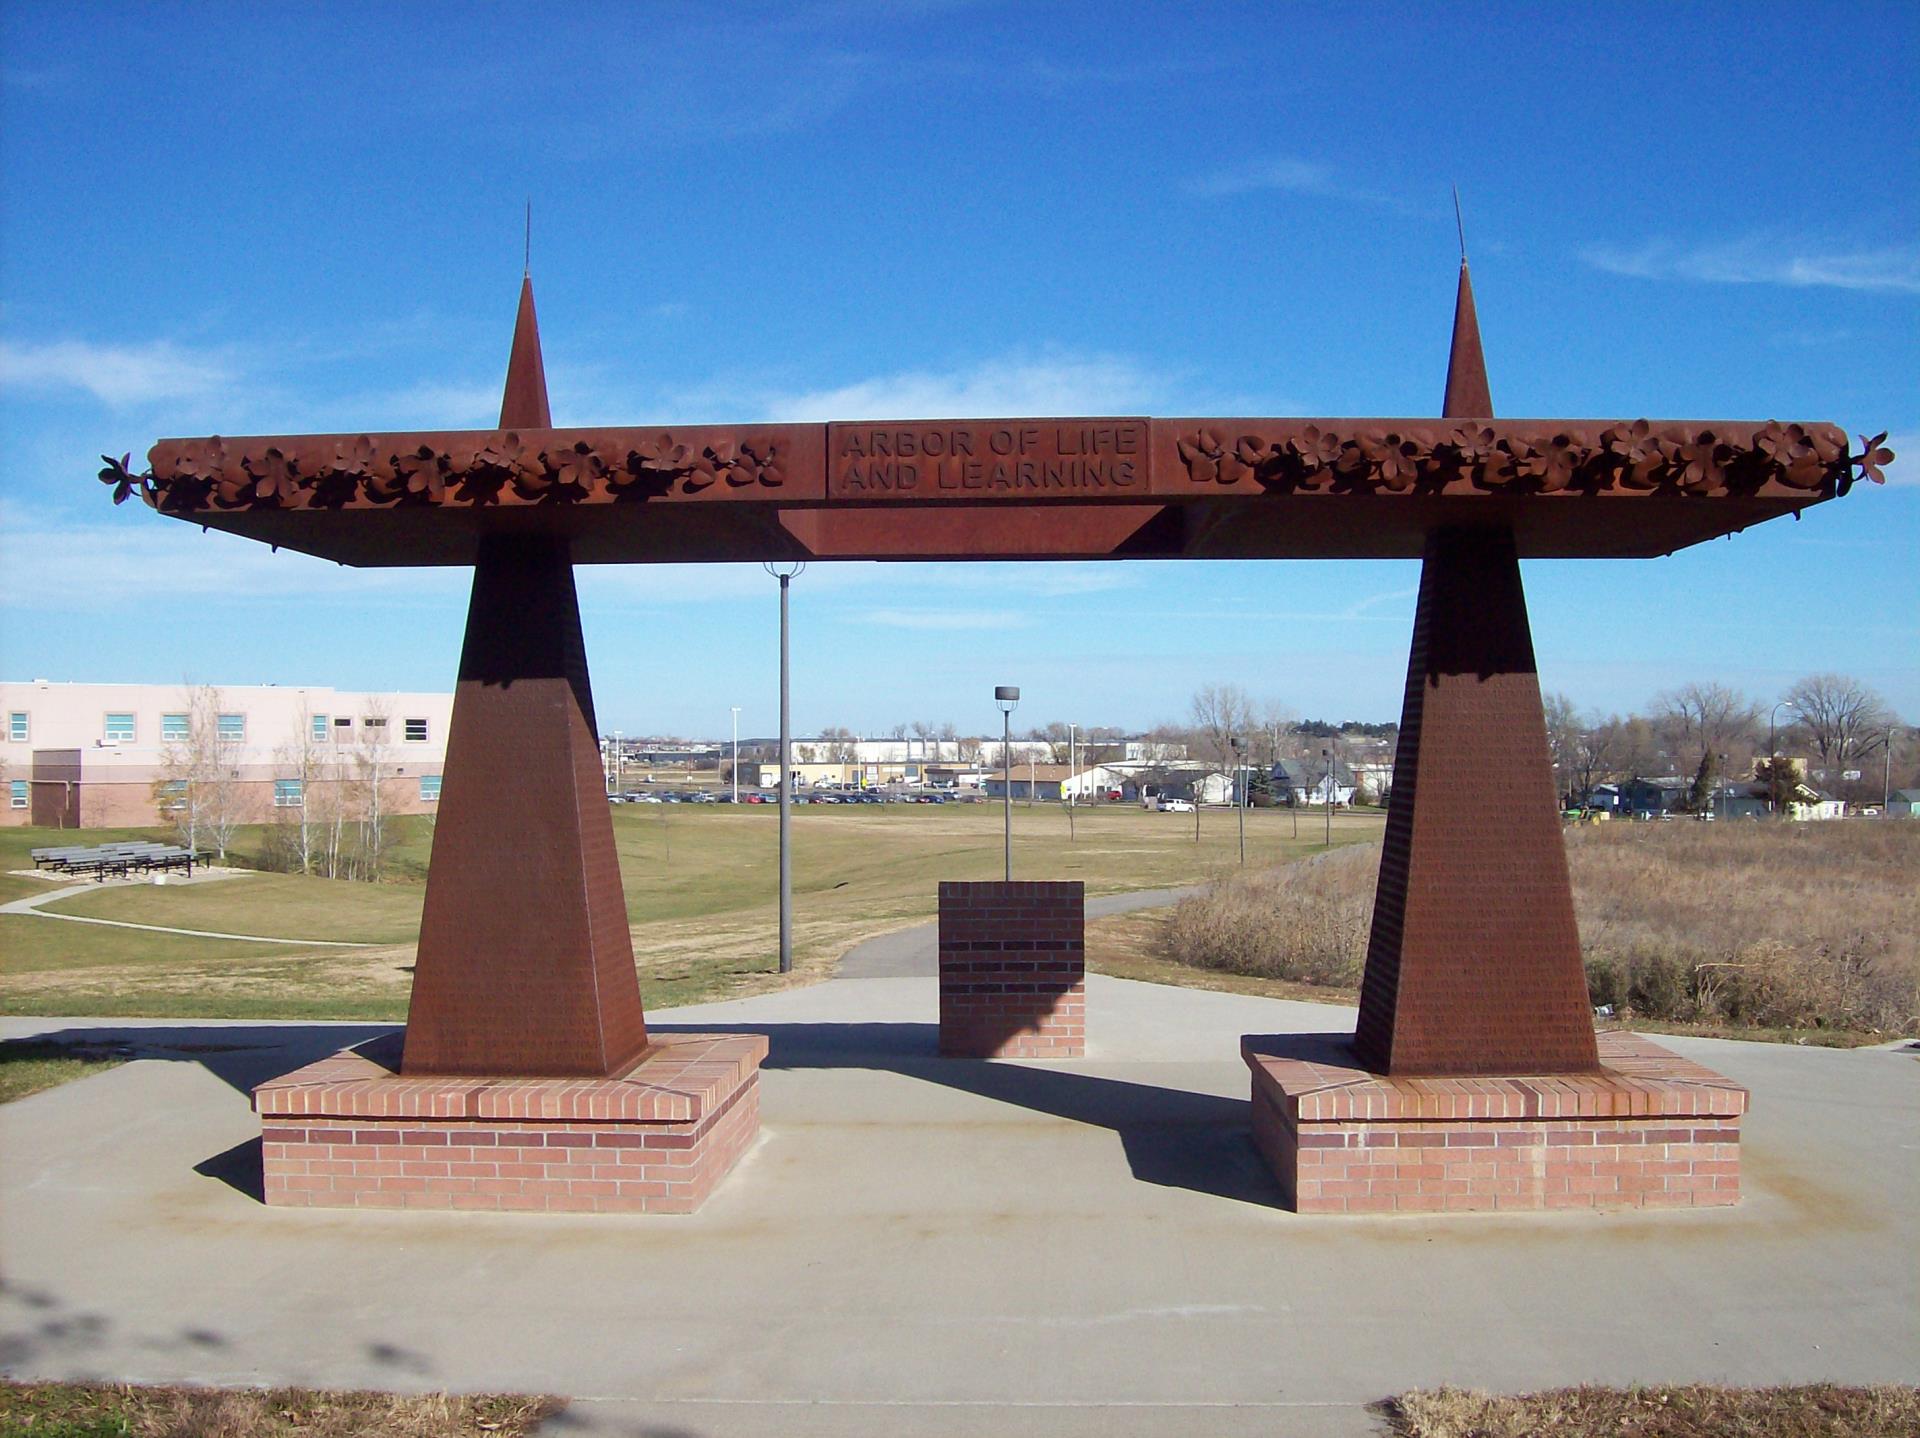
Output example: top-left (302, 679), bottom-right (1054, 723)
top-left (1243, 1031), bottom-right (1745, 1215)
top-left (938, 881), bottom-right (1085, 1059)
top-left (255, 1032), bottom-right (765, 1214)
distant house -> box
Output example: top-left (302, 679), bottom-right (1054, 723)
top-left (1705, 782), bottom-right (1772, 819)
top-left (1269, 757), bottom-right (1357, 807)
top-left (1698, 779), bottom-right (1846, 821)
top-left (981, 764), bottom-right (1075, 802)
top-left (1889, 789), bottom-right (1920, 819)
top-left (1585, 778), bottom-right (1688, 817)
top-left (1787, 788), bottom-right (1846, 822)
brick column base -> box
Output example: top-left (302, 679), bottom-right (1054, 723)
top-left (938, 880), bottom-right (1085, 1059)
top-left (1242, 1031), bottom-right (1745, 1214)
top-left (254, 1032), bottom-right (765, 1215)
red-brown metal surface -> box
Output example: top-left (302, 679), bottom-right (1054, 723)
top-left (401, 288), bottom-right (646, 1079)
top-left (402, 530), bottom-right (649, 1077)
top-left (1354, 264), bottom-right (1598, 1075)
top-left (1352, 529), bottom-right (1600, 1074)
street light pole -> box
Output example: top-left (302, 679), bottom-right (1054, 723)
top-left (766, 562), bottom-right (805, 973)
top-left (1885, 727), bottom-right (1900, 816)
top-left (1067, 721), bottom-right (1076, 842)
top-left (995, 686), bottom-right (1019, 881)
top-left (729, 706), bottom-right (740, 806)
top-left (1323, 744), bottom-right (1334, 846)
top-left (1768, 700), bottom-right (1797, 818)
top-left (1231, 734), bottom-right (1245, 865)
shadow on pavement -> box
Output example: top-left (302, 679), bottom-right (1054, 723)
top-left (12, 1018), bottom-right (1280, 1211)
top-left (652, 1019), bottom-right (1284, 1209)
top-left (4, 1022), bottom-right (399, 1096)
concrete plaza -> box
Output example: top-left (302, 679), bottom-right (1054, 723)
top-left (3, 955), bottom-right (1915, 1437)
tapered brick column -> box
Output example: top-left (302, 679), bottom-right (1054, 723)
top-left (402, 531), bottom-right (649, 1077)
top-left (1352, 525), bottom-right (1597, 1075)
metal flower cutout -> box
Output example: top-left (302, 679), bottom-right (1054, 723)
top-left (1852, 432), bottom-right (1895, 488)
top-left (98, 453), bottom-right (146, 505)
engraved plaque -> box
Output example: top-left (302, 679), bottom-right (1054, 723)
top-left (826, 419), bottom-right (1150, 499)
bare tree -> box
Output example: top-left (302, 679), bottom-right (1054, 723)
top-left (1784, 673), bottom-right (1893, 772)
top-left (1542, 692), bottom-right (1586, 805)
top-left (270, 699), bottom-right (328, 874)
top-left (155, 684), bottom-right (244, 859)
top-left (348, 698), bottom-right (395, 880)
top-left (817, 725), bottom-right (859, 763)
top-left (1654, 682), bottom-right (1759, 809)
top-left (1190, 683), bottom-right (1256, 811)
top-left (1032, 722), bottom-right (1074, 764)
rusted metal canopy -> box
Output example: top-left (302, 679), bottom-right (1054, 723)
top-left (117, 413), bottom-right (1867, 565)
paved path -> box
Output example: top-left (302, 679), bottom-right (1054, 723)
top-left (836, 886), bottom-right (1200, 978)
top-left (3, 980), bottom-right (1914, 1438)
top-left (0, 878), bottom-right (374, 948)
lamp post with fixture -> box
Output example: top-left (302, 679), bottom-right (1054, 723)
top-left (995, 686), bottom-right (1019, 881)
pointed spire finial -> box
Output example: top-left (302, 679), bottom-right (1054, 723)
top-left (1442, 240), bottom-right (1493, 420)
top-left (1452, 184), bottom-right (1468, 264)
top-left (499, 272), bottom-right (552, 429)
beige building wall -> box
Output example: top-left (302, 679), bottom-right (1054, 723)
top-left (2, 680), bottom-right (452, 830)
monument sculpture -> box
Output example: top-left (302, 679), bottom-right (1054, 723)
top-left (104, 258), bottom-right (1888, 1215)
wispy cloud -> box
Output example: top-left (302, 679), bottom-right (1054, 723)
top-left (863, 608), bottom-right (1032, 632)
top-left (0, 501), bottom-right (466, 613)
top-left (0, 337), bottom-right (238, 406)
top-left (1187, 155), bottom-right (1424, 214)
top-left (761, 353), bottom-right (1170, 422)
top-left (1581, 235), bottom-right (1920, 295)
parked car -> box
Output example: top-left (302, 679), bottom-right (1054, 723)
top-left (1159, 798), bottom-right (1196, 813)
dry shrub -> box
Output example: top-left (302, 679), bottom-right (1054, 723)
top-left (1161, 821), bottom-right (1920, 1038)
top-left (0, 1381), bottom-right (564, 1438)
top-left (1162, 843), bottom-right (1376, 987)
top-left (1571, 821), bottom-right (1920, 1036)
top-left (1388, 1382), bottom-right (1920, 1437)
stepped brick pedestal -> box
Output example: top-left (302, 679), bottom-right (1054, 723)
top-left (1243, 1031), bottom-right (1746, 1215)
top-left (256, 1032), bottom-right (765, 1214)
top-left (938, 881), bottom-right (1085, 1059)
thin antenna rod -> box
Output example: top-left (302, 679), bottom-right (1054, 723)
top-left (1452, 185), bottom-right (1468, 264)
top-left (524, 200), bottom-right (531, 275)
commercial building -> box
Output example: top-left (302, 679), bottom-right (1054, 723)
top-left (1, 680), bottom-right (451, 829)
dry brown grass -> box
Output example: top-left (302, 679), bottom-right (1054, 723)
top-left (1162, 842), bottom-right (1379, 988)
top-left (1569, 821), bottom-right (1918, 1036)
top-left (0, 1380), bottom-right (562, 1436)
top-left (1159, 821), bottom-right (1920, 1040)
top-left (1385, 1382), bottom-right (1920, 1437)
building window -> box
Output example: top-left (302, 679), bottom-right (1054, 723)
top-left (9, 780), bottom-right (25, 809)
top-left (404, 717), bottom-right (429, 743)
top-left (7, 712), bottom-right (26, 743)
top-left (363, 716), bottom-right (388, 730)
top-left (334, 717), bottom-right (352, 732)
top-left (104, 712), bottom-right (136, 742)
top-left (217, 713), bottom-right (245, 742)
top-left (274, 778), bottom-right (304, 808)
top-left (161, 712), bottom-right (190, 742)
top-left (312, 713), bottom-right (330, 742)
top-left (158, 780), bottom-right (188, 811)
top-left (419, 774), bottom-right (442, 802)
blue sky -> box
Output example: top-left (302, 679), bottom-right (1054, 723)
top-left (2, 1), bottom-right (1915, 739)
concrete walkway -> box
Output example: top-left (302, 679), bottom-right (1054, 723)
top-left (2, 982), bottom-right (1915, 1437)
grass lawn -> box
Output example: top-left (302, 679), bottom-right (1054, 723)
top-left (0, 1038), bottom-right (129, 1104)
top-left (0, 1380), bottom-right (560, 1437)
top-left (0, 806), bottom-right (1384, 1021)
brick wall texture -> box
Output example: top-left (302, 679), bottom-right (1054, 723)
top-left (938, 880), bottom-right (1085, 1059)
top-left (256, 1032), bottom-right (763, 1215)
top-left (1245, 1031), bottom-right (1745, 1215)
